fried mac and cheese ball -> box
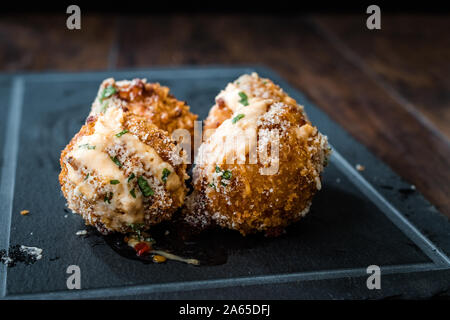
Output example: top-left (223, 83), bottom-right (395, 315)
top-left (186, 74), bottom-right (330, 236)
top-left (59, 107), bottom-right (188, 234)
top-left (90, 78), bottom-right (197, 138)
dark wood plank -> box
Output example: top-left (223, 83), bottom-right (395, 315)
top-left (0, 14), bottom-right (116, 71)
top-left (313, 14), bottom-right (450, 139)
top-left (115, 14), bottom-right (450, 216)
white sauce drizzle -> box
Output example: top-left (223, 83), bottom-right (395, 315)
top-left (65, 107), bottom-right (181, 226)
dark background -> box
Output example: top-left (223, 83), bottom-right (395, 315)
top-left (1, 1), bottom-right (450, 14)
top-left (0, 2), bottom-right (449, 219)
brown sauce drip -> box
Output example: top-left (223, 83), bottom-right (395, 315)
top-left (100, 216), bottom-right (229, 266)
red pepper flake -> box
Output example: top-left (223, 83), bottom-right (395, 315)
top-left (134, 242), bottom-right (151, 256)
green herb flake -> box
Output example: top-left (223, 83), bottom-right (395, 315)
top-left (110, 156), bottom-right (122, 168)
top-left (161, 168), bottom-right (171, 183)
top-left (130, 188), bottom-right (136, 198)
top-left (215, 166), bottom-right (221, 173)
top-left (115, 129), bottom-right (128, 138)
top-left (100, 85), bottom-right (117, 101)
top-left (127, 173), bottom-right (136, 182)
top-left (238, 92), bottom-right (249, 106)
top-left (129, 223), bottom-right (143, 231)
top-left (78, 144), bottom-right (96, 150)
top-left (129, 223), bottom-right (144, 240)
top-left (110, 180), bottom-right (120, 185)
top-left (209, 183), bottom-right (216, 190)
top-left (222, 170), bottom-right (232, 180)
top-left (232, 114), bottom-right (245, 124)
top-left (104, 192), bottom-right (113, 204)
top-left (84, 173), bottom-right (89, 181)
top-left (138, 176), bottom-right (154, 197)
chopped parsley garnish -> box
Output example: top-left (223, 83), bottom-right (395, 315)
top-left (78, 144), bottom-right (96, 150)
top-left (232, 114), bottom-right (245, 124)
top-left (127, 173), bottom-right (136, 182)
top-left (84, 173), bottom-right (89, 181)
top-left (238, 92), bottom-right (249, 106)
top-left (110, 180), bottom-right (120, 185)
top-left (100, 85), bottom-right (117, 101)
top-left (110, 156), bottom-right (122, 168)
top-left (222, 170), bottom-right (232, 180)
top-left (138, 176), bottom-right (154, 197)
top-left (130, 188), bottom-right (136, 198)
top-left (129, 223), bottom-right (143, 231)
top-left (104, 192), bottom-right (113, 204)
top-left (209, 183), bottom-right (216, 190)
top-left (161, 168), bottom-right (171, 183)
top-left (213, 166), bottom-right (232, 187)
top-left (129, 223), bottom-right (144, 240)
top-left (262, 80), bottom-right (268, 84)
top-left (115, 129), bottom-right (128, 137)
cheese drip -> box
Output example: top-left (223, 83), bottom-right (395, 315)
top-left (198, 99), bottom-right (271, 179)
top-left (65, 107), bottom-right (181, 226)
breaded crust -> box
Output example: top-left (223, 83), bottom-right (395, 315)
top-left (91, 78), bottom-right (198, 138)
top-left (60, 108), bottom-right (188, 234)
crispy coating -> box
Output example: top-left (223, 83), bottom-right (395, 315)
top-left (203, 72), bottom-right (300, 138)
top-left (186, 74), bottom-right (330, 236)
top-left (91, 78), bottom-right (198, 138)
top-left (60, 108), bottom-right (188, 234)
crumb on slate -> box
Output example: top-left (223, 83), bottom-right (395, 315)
top-left (76, 230), bottom-right (88, 236)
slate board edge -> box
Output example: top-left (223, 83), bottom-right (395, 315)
top-left (2, 262), bottom-right (446, 300)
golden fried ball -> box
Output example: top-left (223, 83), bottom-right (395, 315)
top-left (185, 74), bottom-right (330, 236)
top-left (59, 107), bottom-right (188, 234)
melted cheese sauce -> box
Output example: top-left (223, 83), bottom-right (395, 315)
top-left (216, 83), bottom-right (248, 113)
top-left (198, 99), bottom-right (271, 179)
top-left (65, 108), bottom-right (181, 226)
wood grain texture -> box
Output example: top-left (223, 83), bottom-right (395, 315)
top-left (314, 14), bottom-right (450, 140)
top-left (0, 13), bottom-right (448, 217)
top-left (0, 14), bottom-right (115, 71)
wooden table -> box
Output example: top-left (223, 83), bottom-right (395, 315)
top-left (0, 13), bottom-right (449, 217)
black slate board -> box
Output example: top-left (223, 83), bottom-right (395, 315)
top-left (0, 66), bottom-right (449, 300)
